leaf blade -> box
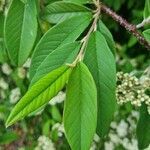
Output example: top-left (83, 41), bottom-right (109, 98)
top-left (136, 104), bottom-right (150, 149)
top-left (43, 1), bottom-right (91, 24)
top-left (6, 66), bottom-right (72, 127)
top-left (98, 20), bottom-right (116, 55)
top-left (84, 31), bottom-right (117, 137)
top-left (144, 0), bottom-right (150, 19)
top-left (29, 14), bottom-right (92, 80)
top-left (30, 42), bottom-right (81, 86)
top-left (64, 62), bottom-right (97, 150)
top-left (4, 0), bottom-right (37, 66)
top-left (143, 29), bottom-right (150, 42)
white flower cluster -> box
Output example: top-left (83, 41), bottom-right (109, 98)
top-left (35, 135), bottom-right (55, 150)
top-left (116, 72), bottom-right (150, 107)
top-left (49, 91), bottom-right (66, 106)
top-left (90, 134), bottom-right (100, 150)
top-left (90, 110), bottom-right (140, 150)
top-left (52, 123), bottom-right (64, 137)
top-left (104, 110), bottom-right (139, 150)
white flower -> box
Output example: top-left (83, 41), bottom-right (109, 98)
top-left (116, 120), bottom-right (128, 137)
top-left (9, 88), bottom-right (21, 104)
top-left (35, 135), bottom-right (55, 150)
top-left (93, 134), bottom-right (100, 142)
top-left (49, 91), bottom-right (66, 105)
top-left (1, 63), bottom-right (12, 75)
top-left (121, 138), bottom-right (130, 148)
top-left (109, 133), bottom-right (121, 144)
top-left (131, 111), bottom-right (139, 120)
top-left (124, 139), bottom-right (138, 150)
top-left (0, 78), bottom-right (8, 90)
top-left (110, 121), bottom-right (117, 129)
top-left (52, 123), bottom-right (64, 137)
top-left (104, 141), bottom-right (114, 150)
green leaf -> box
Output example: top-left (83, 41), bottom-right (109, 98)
top-left (29, 14), bottom-right (92, 80)
top-left (0, 12), bottom-right (4, 37)
top-left (144, 0), bottom-right (150, 19)
top-left (136, 104), bottom-right (150, 149)
top-left (6, 66), bottom-right (72, 127)
top-left (143, 29), bottom-right (150, 42)
top-left (64, 62), bottom-right (97, 150)
top-left (51, 106), bottom-right (62, 122)
top-left (43, 1), bottom-right (91, 24)
top-left (0, 39), bottom-right (8, 63)
top-left (98, 20), bottom-right (116, 55)
top-left (4, 0), bottom-right (37, 66)
top-left (45, 0), bottom-right (60, 5)
top-left (30, 42), bottom-right (81, 86)
top-left (0, 132), bottom-right (19, 145)
top-left (84, 31), bottom-right (116, 137)
top-left (63, 0), bottom-right (92, 4)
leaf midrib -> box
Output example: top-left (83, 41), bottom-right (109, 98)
top-left (47, 11), bottom-right (90, 15)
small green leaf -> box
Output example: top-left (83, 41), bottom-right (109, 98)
top-left (43, 1), bottom-right (91, 24)
top-left (143, 29), bottom-right (150, 42)
top-left (30, 42), bottom-right (81, 86)
top-left (63, 0), bottom-right (92, 4)
top-left (6, 66), bottom-right (72, 127)
top-left (64, 62), bottom-right (97, 150)
top-left (136, 104), bottom-right (150, 149)
top-left (84, 31), bottom-right (116, 137)
top-left (4, 0), bottom-right (37, 66)
top-left (144, 0), bottom-right (150, 19)
top-left (29, 14), bottom-right (92, 80)
top-left (98, 20), bottom-right (116, 55)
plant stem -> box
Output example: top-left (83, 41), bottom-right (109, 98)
top-left (101, 3), bottom-right (150, 51)
top-left (68, 0), bottom-right (101, 67)
top-left (136, 17), bottom-right (150, 29)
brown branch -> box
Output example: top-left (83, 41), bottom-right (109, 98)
top-left (101, 3), bottom-right (150, 51)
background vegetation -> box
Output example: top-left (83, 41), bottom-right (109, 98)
top-left (0, 0), bottom-right (150, 149)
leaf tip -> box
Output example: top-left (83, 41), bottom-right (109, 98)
top-left (5, 121), bottom-right (11, 128)
top-left (5, 115), bottom-right (14, 128)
